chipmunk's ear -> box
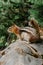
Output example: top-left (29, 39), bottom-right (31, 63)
top-left (14, 24), bottom-right (20, 29)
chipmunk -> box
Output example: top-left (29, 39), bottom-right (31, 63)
top-left (7, 21), bottom-right (40, 43)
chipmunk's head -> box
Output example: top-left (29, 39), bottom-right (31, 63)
top-left (7, 24), bottom-right (20, 35)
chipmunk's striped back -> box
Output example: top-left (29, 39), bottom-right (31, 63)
top-left (7, 24), bottom-right (40, 42)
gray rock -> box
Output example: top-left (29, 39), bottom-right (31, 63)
top-left (0, 39), bottom-right (43, 65)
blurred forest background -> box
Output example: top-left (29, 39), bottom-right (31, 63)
top-left (0, 0), bottom-right (43, 49)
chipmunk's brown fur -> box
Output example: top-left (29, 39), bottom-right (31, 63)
top-left (7, 19), bottom-right (43, 42)
top-left (8, 25), bottom-right (37, 42)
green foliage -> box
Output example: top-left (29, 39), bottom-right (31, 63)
top-left (29, 4), bottom-right (43, 27)
top-left (0, 36), bottom-right (6, 46)
top-left (0, 0), bottom-right (43, 48)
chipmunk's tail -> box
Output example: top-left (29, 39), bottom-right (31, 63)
top-left (29, 18), bottom-right (40, 38)
top-left (29, 18), bottom-right (43, 40)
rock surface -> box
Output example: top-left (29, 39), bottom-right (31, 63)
top-left (0, 39), bottom-right (43, 65)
